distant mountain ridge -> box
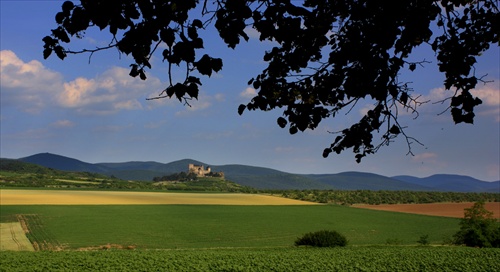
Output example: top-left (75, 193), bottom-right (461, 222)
top-left (15, 152), bottom-right (500, 192)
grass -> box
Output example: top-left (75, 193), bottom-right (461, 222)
top-left (0, 204), bottom-right (460, 249)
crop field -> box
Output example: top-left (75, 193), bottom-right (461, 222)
top-left (1, 189), bottom-right (499, 271)
top-left (0, 189), bottom-right (318, 205)
top-left (1, 204), bottom-right (461, 249)
top-left (354, 202), bottom-right (500, 218)
top-left (0, 222), bottom-right (34, 251)
top-left (2, 247), bottom-right (499, 271)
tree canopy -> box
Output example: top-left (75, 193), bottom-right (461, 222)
top-left (43, 0), bottom-right (499, 162)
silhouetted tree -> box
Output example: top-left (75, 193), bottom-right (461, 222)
top-left (44, 0), bottom-right (498, 161)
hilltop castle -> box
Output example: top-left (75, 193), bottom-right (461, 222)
top-left (188, 164), bottom-right (224, 178)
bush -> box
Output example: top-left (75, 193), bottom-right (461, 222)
top-left (453, 201), bottom-right (500, 248)
top-left (295, 230), bottom-right (347, 247)
top-left (417, 234), bottom-right (430, 246)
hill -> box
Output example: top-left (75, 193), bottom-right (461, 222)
top-left (392, 174), bottom-right (500, 193)
top-left (19, 153), bottom-right (108, 173)
top-left (11, 153), bottom-right (500, 192)
top-left (306, 172), bottom-right (433, 191)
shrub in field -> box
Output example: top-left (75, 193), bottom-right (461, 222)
top-left (295, 230), bottom-right (347, 247)
top-left (453, 201), bottom-right (500, 248)
top-left (417, 234), bottom-right (430, 246)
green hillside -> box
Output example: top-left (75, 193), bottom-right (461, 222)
top-left (0, 159), bottom-right (249, 192)
top-left (13, 153), bottom-right (500, 191)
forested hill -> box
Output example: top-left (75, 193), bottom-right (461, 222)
top-left (12, 153), bottom-right (500, 192)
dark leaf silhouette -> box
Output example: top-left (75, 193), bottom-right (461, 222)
top-left (44, 0), bottom-right (498, 162)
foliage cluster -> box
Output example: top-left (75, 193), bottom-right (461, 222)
top-left (295, 230), bottom-right (347, 247)
top-left (44, 0), bottom-right (499, 161)
top-left (453, 201), bottom-right (500, 248)
top-left (2, 247), bottom-right (500, 271)
top-left (277, 189), bottom-right (500, 205)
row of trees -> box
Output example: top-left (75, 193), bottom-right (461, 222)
top-left (152, 172), bottom-right (198, 182)
top-left (277, 190), bottom-right (500, 205)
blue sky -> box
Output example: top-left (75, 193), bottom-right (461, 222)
top-left (1, 1), bottom-right (499, 181)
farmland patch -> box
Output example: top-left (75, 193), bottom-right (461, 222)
top-left (0, 222), bottom-right (34, 251)
top-left (354, 202), bottom-right (500, 218)
top-left (0, 189), bottom-right (319, 205)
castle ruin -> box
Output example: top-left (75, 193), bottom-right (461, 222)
top-left (188, 164), bottom-right (224, 178)
top-left (188, 164), bottom-right (211, 177)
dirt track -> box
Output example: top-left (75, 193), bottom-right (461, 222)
top-left (354, 202), bottom-right (500, 218)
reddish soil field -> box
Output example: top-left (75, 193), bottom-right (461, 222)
top-left (354, 202), bottom-right (500, 218)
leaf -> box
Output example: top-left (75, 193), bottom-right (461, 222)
top-left (389, 125), bottom-right (400, 135)
top-left (211, 58), bottom-right (223, 72)
top-left (322, 148), bottom-right (331, 158)
top-left (277, 117), bottom-right (287, 128)
top-left (61, 1), bottom-right (74, 13)
top-left (188, 26), bottom-right (198, 40)
top-left (43, 48), bottom-right (52, 59)
top-left (173, 41), bottom-right (195, 63)
top-left (186, 76), bottom-right (202, 86)
top-left (129, 64), bottom-right (139, 77)
top-left (192, 38), bottom-right (204, 49)
top-left (160, 28), bottom-right (175, 47)
top-left (400, 92), bottom-right (408, 105)
top-left (139, 69), bottom-right (147, 80)
top-left (195, 54), bottom-right (212, 76)
top-left (162, 49), bottom-right (170, 60)
top-left (54, 46), bottom-right (66, 60)
top-left (238, 104), bottom-right (246, 115)
top-left (186, 83), bottom-right (199, 99)
top-left (192, 19), bottom-right (203, 28)
top-left (55, 12), bottom-right (66, 24)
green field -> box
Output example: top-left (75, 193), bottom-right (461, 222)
top-left (2, 247), bottom-right (499, 271)
top-left (1, 204), bottom-right (460, 249)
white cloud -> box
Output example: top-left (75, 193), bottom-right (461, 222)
top-left (1, 50), bottom-right (166, 115)
top-left (240, 87), bottom-right (257, 99)
top-left (214, 93), bottom-right (226, 102)
top-left (411, 152), bottom-right (438, 162)
top-left (193, 130), bottom-right (234, 140)
top-left (274, 146), bottom-right (294, 153)
top-left (58, 67), bottom-right (158, 114)
top-left (471, 84), bottom-right (499, 106)
top-left (244, 26), bottom-right (261, 40)
top-left (51, 120), bottom-right (75, 128)
top-left (0, 50), bottom-right (63, 113)
top-left (92, 124), bottom-right (133, 133)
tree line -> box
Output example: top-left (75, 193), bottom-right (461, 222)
top-left (152, 172), bottom-right (198, 182)
top-left (274, 189), bottom-right (500, 205)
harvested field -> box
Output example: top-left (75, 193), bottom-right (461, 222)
top-left (354, 202), bottom-right (500, 218)
top-left (0, 222), bottom-right (35, 251)
top-left (0, 190), bottom-right (319, 205)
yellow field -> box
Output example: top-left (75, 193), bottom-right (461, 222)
top-left (0, 222), bottom-right (35, 251)
top-left (0, 189), bottom-right (320, 205)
